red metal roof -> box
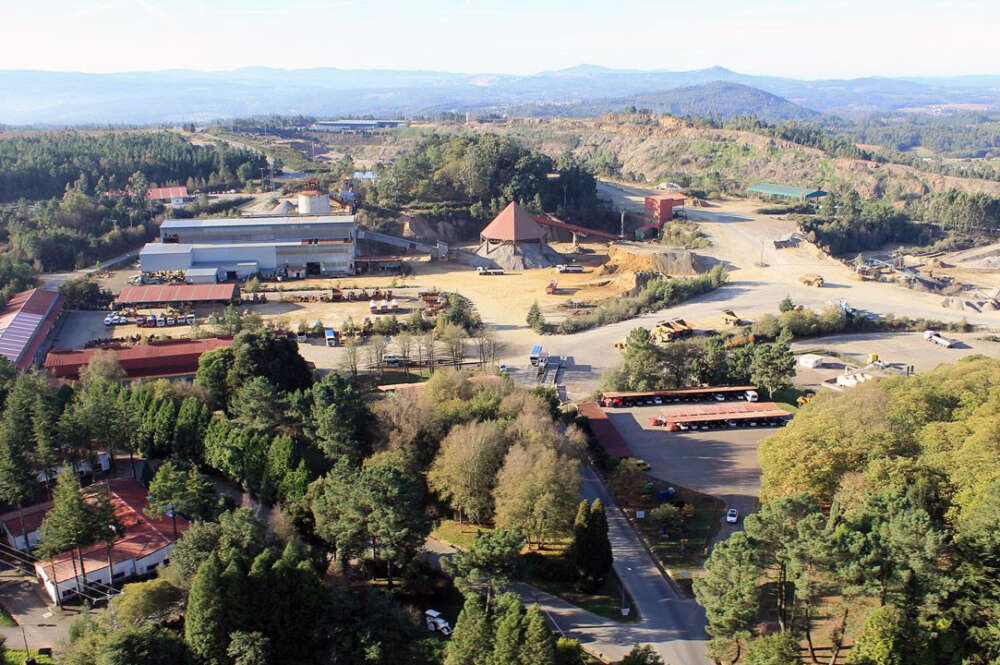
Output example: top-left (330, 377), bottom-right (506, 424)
top-left (480, 202), bottom-right (546, 242)
top-left (45, 337), bottom-right (233, 380)
top-left (146, 186), bottom-right (189, 200)
top-left (658, 401), bottom-right (792, 424)
top-left (646, 194), bottom-right (687, 203)
top-left (0, 288), bottom-right (65, 370)
top-left (34, 478), bottom-right (188, 584)
top-left (115, 283), bottom-right (238, 305)
top-left (579, 402), bottom-right (632, 458)
top-left (531, 213), bottom-right (620, 241)
top-left (602, 386), bottom-right (757, 399)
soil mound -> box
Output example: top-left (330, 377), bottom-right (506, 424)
top-left (475, 242), bottom-right (563, 271)
top-left (605, 242), bottom-right (715, 276)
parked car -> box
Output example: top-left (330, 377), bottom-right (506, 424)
top-left (714, 393), bottom-right (725, 402)
top-left (726, 508), bottom-right (739, 524)
top-left (425, 609), bottom-right (452, 636)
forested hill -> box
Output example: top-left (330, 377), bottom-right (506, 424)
top-left (695, 357), bottom-right (1000, 663)
top-left (0, 131), bottom-right (267, 203)
top-left (507, 82), bottom-right (818, 123)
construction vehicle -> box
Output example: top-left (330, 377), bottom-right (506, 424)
top-left (651, 318), bottom-right (694, 344)
top-left (924, 330), bottom-right (954, 348)
top-left (866, 352), bottom-right (879, 364)
top-left (555, 264), bottom-right (584, 273)
top-left (476, 266), bottom-right (505, 276)
top-left (545, 280), bottom-right (559, 295)
top-left (613, 339), bottom-right (628, 351)
top-left (721, 309), bottom-right (742, 326)
top-left (800, 274), bottom-right (824, 287)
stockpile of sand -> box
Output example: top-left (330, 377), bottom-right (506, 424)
top-left (948, 243), bottom-right (1000, 269)
top-left (475, 241), bottom-right (563, 271)
top-left (605, 242), bottom-right (715, 276)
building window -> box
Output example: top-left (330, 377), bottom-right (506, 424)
top-left (113, 571), bottom-right (125, 579)
top-left (146, 564), bottom-right (158, 572)
top-left (62, 589), bottom-right (74, 597)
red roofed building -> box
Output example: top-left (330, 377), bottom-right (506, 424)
top-left (146, 186), bottom-right (190, 205)
top-left (476, 202), bottom-right (562, 269)
top-left (480, 202), bottom-right (547, 244)
top-left (24, 478), bottom-right (188, 604)
top-left (45, 337), bottom-right (234, 381)
top-left (0, 288), bottom-right (65, 370)
top-left (114, 283), bottom-right (239, 307)
top-left (578, 402), bottom-right (633, 458)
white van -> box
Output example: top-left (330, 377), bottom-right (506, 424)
top-left (744, 390), bottom-right (759, 402)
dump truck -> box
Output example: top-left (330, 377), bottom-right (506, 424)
top-left (613, 339), bottom-right (628, 351)
top-left (545, 280), bottom-right (559, 295)
top-left (555, 264), bottom-right (584, 273)
top-left (800, 274), bottom-right (825, 287)
top-left (652, 319), bottom-right (692, 344)
top-left (476, 266), bottom-right (505, 276)
top-left (924, 330), bottom-right (955, 348)
top-left (721, 309), bottom-right (742, 326)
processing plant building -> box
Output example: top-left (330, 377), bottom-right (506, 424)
top-left (140, 214), bottom-right (356, 280)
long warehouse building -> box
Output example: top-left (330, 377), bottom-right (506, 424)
top-left (141, 214), bottom-right (357, 280)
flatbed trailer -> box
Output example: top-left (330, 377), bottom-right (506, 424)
top-left (601, 385), bottom-right (758, 408)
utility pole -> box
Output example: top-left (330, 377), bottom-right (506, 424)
top-left (620, 210), bottom-right (626, 239)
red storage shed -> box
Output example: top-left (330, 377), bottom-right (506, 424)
top-left (45, 337), bottom-right (233, 381)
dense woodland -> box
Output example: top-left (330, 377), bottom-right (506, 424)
top-left (370, 133), bottom-right (616, 231)
top-left (0, 328), bottom-right (614, 665)
top-left (0, 131), bottom-right (268, 203)
top-left (695, 356), bottom-right (1000, 665)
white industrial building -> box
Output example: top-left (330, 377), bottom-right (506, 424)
top-left (142, 214), bottom-right (356, 280)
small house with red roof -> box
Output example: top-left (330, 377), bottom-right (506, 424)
top-left (20, 478), bottom-right (188, 604)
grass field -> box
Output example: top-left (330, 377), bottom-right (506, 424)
top-left (0, 605), bottom-right (15, 627)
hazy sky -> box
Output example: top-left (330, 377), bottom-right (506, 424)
top-left (2, 0), bottom-right (998, 78)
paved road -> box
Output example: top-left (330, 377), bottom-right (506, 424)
top-left (0, 568), bottom-right (78, 650)
top-left (580, 466), bottom-right (710, 665)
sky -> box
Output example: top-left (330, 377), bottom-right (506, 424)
top-left (2, 0), bottom-right (999, 78)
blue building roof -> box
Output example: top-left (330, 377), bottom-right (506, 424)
top-left (747, 183), bottom-right (827, 199)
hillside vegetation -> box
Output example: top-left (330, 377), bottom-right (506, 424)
top-left (695, 356), bottom-right (1000, 665)
top-left (483, 115), bottom-right (1000, 201)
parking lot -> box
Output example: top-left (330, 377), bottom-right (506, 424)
top-left (604, 405), bottom-right (778, 542)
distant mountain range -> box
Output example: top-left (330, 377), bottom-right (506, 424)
top-left (2, 65), bottom-right (1000, 126)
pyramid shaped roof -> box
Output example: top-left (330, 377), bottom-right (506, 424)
top-left (480, 202), bottom-right (546, 242)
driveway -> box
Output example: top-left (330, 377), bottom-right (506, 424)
top-left (605, 406), bottom-right (776, 542)
top-left (0, 568), bottom-right (79, 650)
top-left (579, 467), bottom-right (710, 664)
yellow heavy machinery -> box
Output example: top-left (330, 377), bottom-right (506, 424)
top-left (800, 273), bottom-right (825, 287)
top-left (721, 309), bottom-right (742, 326)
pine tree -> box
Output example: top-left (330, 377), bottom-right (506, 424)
top-left (570, 499), bottom-right (591, 578)
top-left (526, 301), bottom-right (544, 333)
top-left (37, 470), bottom-right (103, 592)
top-left (520, 605), bottom-right (556, 665)
top-left (587, 499), bottom-right (613, 584)
top-left (445, 594), bottom-right (492, 665)
top-left (173, 396), bottom-right (205, 463)
top-left (0, 374), bottom-right (43, 550)
top-left (150, 399), bottom-right (177, 457)
top-left (185, 551), bottom-right (229, 665)
top-left (491, 592), bottom-right (524, 665)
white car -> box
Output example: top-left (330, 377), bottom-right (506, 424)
top-left (714, 393), bottom-right (725, 402)
top-left (726, 508), bottom-right (739, 524)
top-left (425, 609), bottom-right (452, 636)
